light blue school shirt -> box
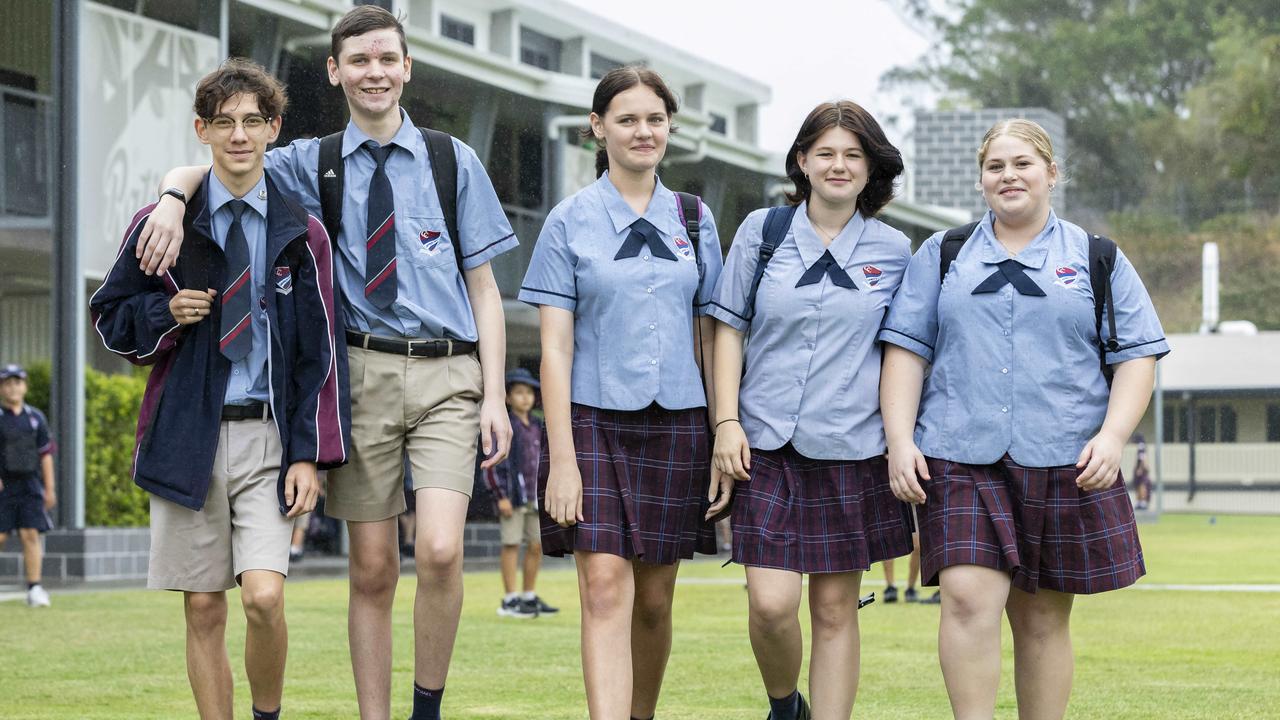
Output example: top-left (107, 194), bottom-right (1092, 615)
top-left (207, 172), bottom-right (270, 406)
top-left (708, 204), bottom-right (911, 461)
top-left (878, 210), bottom-right (1170, 467)
top-left (518, 173), bottom-right (724, 411)
top-left (264, 109), bottom-right (518, 341)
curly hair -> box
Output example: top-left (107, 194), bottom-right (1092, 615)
top-left (784, 100), bottom-right (902, 217)
top-left (193, 57), bottom-right (287, 120)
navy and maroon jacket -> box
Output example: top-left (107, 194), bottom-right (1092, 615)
top-left (89, 171), bottom-right (350, 513)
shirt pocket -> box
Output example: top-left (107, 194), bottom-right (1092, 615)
top-left (399, 214), bottom-right (455, 270)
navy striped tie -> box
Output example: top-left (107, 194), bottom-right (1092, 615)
top-left (364, 142), bottom-right (398, 308)
top-left (219, 199), bottom-right (253, 362)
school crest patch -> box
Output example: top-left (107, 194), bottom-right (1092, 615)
top-left (273, 266), bottom-right (293, 295)
top-left (1054, 265), bottom-right (1080, 287)
top-left (419, 229), bottom-right (443, 257)
top-left (863, 264), bottom-right (884, 287)
top-left (673, 236), bottom-right (694, 261)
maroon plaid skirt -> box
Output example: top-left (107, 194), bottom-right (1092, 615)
top-left (538, 403), bottom-right (717, 565)
top-left (919, 455), bottom-right (1145, 594)
top-left (730, 446), bottom-right (913, 574)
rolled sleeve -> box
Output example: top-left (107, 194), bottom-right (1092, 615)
top-left (1104, 248), bottom-right (1170, 364)
top-left (878, 235), bottom-right (942, 363)
top-left (693, 202), bottom-right (724, 316)
top-left (454, 138), bottom-right (518, 270)
top-left (518, 211), bottom-right (577, 311)
top-left (707, 209), bottom-right (765, 332)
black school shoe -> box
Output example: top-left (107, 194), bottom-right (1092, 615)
top-left (498, 597), bottom-right (536, 618)
top-left (904, 587), bottom-right (918, 603)
top-left (765, 693), bottom-right (811, 720)
top-left (921, 590), bottom-right (942, 605)
top-left (534, 596), bottom-right (560, 614)
top-left (883, 584), bottom-right (899, 603)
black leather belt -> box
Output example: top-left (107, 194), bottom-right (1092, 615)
top-left (346, 330), bottom-right (477, 358)
top-left (221, 402), bottom-right (272, 421)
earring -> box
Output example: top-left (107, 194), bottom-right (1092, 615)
top-left (1049, 184), bottom-right (1056, 192)
top-left (974, 182), bottom-right (982, 191)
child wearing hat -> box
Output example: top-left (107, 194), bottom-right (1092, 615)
top-left (0, 364), bottom-right (56, 607)
top-left (483, 368), bottom-right (558, 618)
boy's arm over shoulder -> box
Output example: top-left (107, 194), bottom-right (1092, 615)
top-left (284, 214), bottom-right (350, 469)
top-left (90, 204), bottom-right (186, 365)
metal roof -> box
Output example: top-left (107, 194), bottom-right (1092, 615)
top-left (1158, 332), bottom-right (1280, 392)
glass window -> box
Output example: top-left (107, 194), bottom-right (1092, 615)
top-left (1196, 405), bottom-right (1217, 443)
top-left (1267, 404), bottom-right (1280, 443)
top-left (1218, 405), bottom-right (1237, 443)
top-left (519, 27), bottom-right (561, 72)
top-left (589, 52), bottom-right (623, 80)
top-left (440, 15), bottom-right (474, 46)
top-left (709, 113), bottom-right (727, 135)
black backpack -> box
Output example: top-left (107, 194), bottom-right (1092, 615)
top-left (938, 221), bottom-right (1121, 384)
top-left (318, 127), bottom-right (464, 277)
top-left (740, 204), bottom-right (801, 324)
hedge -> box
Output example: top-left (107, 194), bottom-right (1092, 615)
top-left (25, 362), bottom-right (151, 526)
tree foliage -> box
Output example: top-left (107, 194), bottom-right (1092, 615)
top-left (884, 1), bottom-right (1280, 220)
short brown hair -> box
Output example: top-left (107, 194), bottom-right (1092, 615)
top-left (330, 5), bottom-right (407, 62)
top-left (193, 57), bottom-right (288, 119)
top-left (785, 101), bottom-right (903, 217)
top-left (585, 66), bottom-right (680, 177)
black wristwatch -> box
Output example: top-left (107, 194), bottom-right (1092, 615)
top-left (160, 187), bottom-right (187, 205)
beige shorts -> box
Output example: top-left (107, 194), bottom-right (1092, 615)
top-left (148, 419), bottom-right (292, 592)
top-left (325, 346), bottom-right (483, 522)
top-left (499, 504), bottom-right (541, 547)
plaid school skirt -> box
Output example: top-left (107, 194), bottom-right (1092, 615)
top-left (538, 403), bottom-right (717, 565)
top-left (919, 455), bottom-right (1145, 594)
top-left (730, 446), bottom-right (914, 574)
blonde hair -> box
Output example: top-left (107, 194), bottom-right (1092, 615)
top-left (976, 119), bottom-right (1056, 171)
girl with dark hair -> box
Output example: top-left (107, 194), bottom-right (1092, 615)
top-left (518, 66), bottom-right (726, 720)
top-left (707, 100), bottom-right (914, 720)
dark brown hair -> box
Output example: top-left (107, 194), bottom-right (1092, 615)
top-left (785, 100), bottom-right (903, 216)
top-left (585, 66), bottom-right (679, 177)
top-left (330, 5), bottom-right (407, 62)
top-left (193, 57), bottom-right (288, 120)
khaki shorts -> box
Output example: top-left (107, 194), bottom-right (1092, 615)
top-left (148, 419), bottom-right (292, 592)
top-left (326, 346), bottom-right (482, 521)
top-left (499, 504), bottom-right (541, 547)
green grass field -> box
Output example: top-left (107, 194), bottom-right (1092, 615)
top-left (2, 514), bottom-right (1277, 718)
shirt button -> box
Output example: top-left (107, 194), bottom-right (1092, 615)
top-left (788, 415), bottom-right (797, 422)
top-left (805, 342), bottom-right (815, 350)
top-left (796, 378), bottom-right (804, 386)
top-left (649, 323), bottom-right (656, 331)
top-left (1003, 330), bottom-right (1010, 336)
top-left (646, 287), bottom-right (654, 294)
top-left (1001, 406), bottom-right (1009, 413)
top-left (1001, 368), bottom-right (1009, 374)
top-left (649, 359), bottom-right (657, 366)
top-left (233, 369), bottom-right (240, 375)
top-left (642, 255), bottom-right (650, 261)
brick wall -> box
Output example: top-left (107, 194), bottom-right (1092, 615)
top-left (913, 108), bottom-right (1068, 217)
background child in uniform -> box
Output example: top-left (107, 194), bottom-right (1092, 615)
top-left (0, 364), bottom-right (57, 608)
top-left (483, 368), bottom-right (557, 618)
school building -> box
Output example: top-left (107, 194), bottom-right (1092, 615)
top-left (1121, 332), bottom-right (1280, 514)
top-left (0, 0), bottom-right (964, 545)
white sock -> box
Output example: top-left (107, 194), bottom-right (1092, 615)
top-left (290, 545), bottom-right (303, 553)
top-left (504, 592), bottom-right (518, 602)
top-left (521, 591), bottom-right (536, 601)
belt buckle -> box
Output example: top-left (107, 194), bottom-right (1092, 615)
top-left (407, 338), bottom-right (430, 357)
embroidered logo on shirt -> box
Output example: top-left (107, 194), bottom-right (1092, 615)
top-left (863, 265), bottom-right (884, 287)
top-left (673, 236), bottom-right (694, 261)
top-left (273, 266), bottom-right (293, 295)
top-left (1054, 266), bottom-right (1080, 287)
top-left (419, 229), bottom-right (443, 256)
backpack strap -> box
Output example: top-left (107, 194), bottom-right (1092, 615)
top-left (1088, 232), bottom-right (1120, 385)
top-left (319, 128), bottom-right (464, 279)
top-left (673, 191), bottom-right (704, 291)
top-left (318, 131), bottom-right (345, 248)
top-left (939, 221), bottom-right (980, 282)
top-left (420, 127), bottom-right (465, 278)
top-left (743, 205), bottom-right (799, 324)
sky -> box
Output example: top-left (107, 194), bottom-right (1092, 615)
top-left (560, 0), bottom-right (934, 154)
